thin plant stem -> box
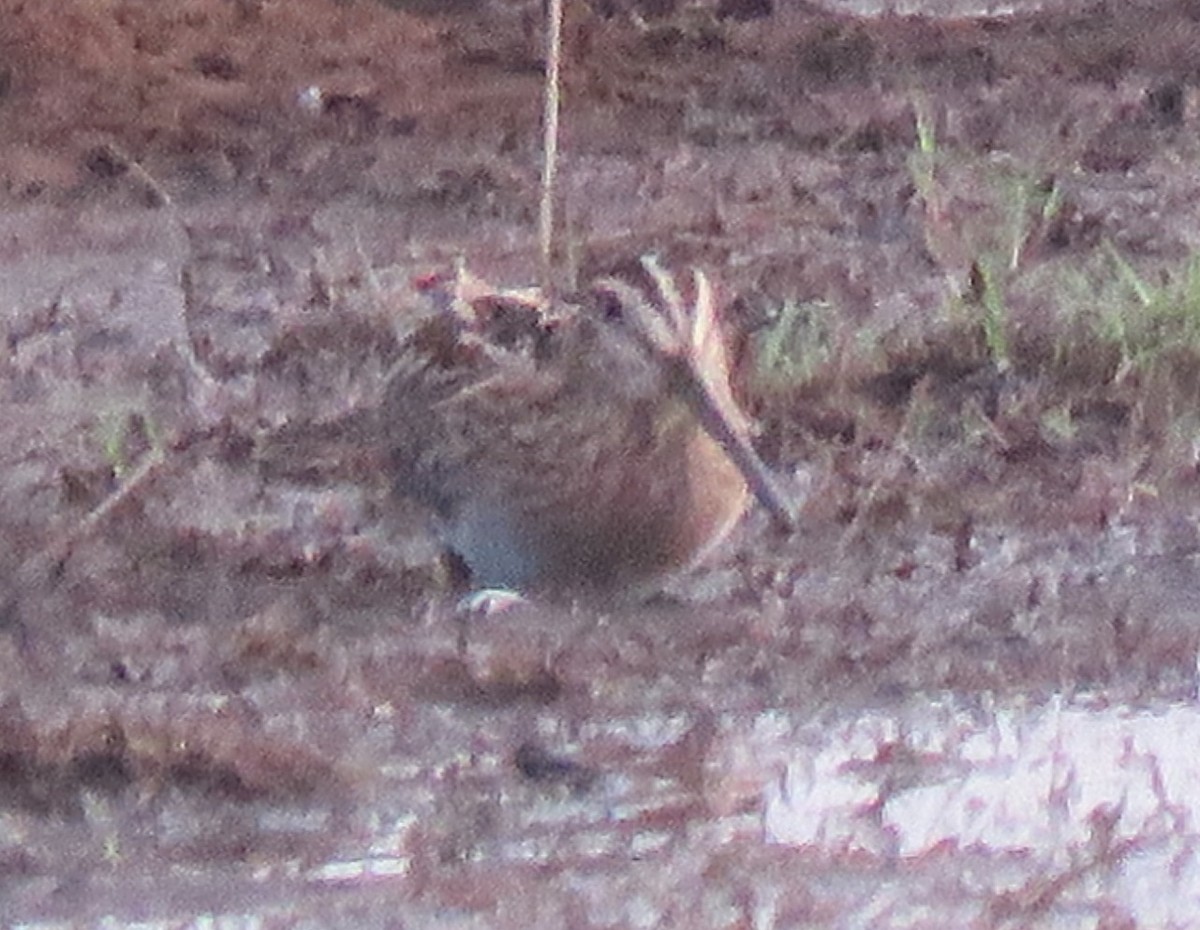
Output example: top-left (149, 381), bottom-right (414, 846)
top-left (539, 0), bottom-right (564, 295)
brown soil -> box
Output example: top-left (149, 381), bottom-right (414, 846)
top-left (3, 0), bottom-right (1200, 924)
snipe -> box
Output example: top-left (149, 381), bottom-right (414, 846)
top-left (384, 255), bottom-right (795, 595)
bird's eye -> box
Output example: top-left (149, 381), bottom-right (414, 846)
top-left (595, 290), bottom-right (626, 324)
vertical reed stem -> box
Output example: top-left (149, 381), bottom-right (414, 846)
top-left (539, 0), bottom-right (564, 294)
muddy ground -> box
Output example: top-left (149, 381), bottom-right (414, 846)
top-left (4, 0), bottom-right (1200, 926)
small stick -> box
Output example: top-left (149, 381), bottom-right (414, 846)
top-left (539, 0), bottom-right (564, 296)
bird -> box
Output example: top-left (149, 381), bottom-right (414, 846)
top-left (382, 254), bottom-right (796, 596)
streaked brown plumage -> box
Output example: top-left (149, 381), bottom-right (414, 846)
top-left (384, 255), bottom-right (794, 595)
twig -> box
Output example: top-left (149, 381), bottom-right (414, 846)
top-left (539, 0), bottom-right (564, 295)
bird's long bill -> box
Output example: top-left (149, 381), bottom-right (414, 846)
top-left (668, 357), bottom-right (798, 534)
